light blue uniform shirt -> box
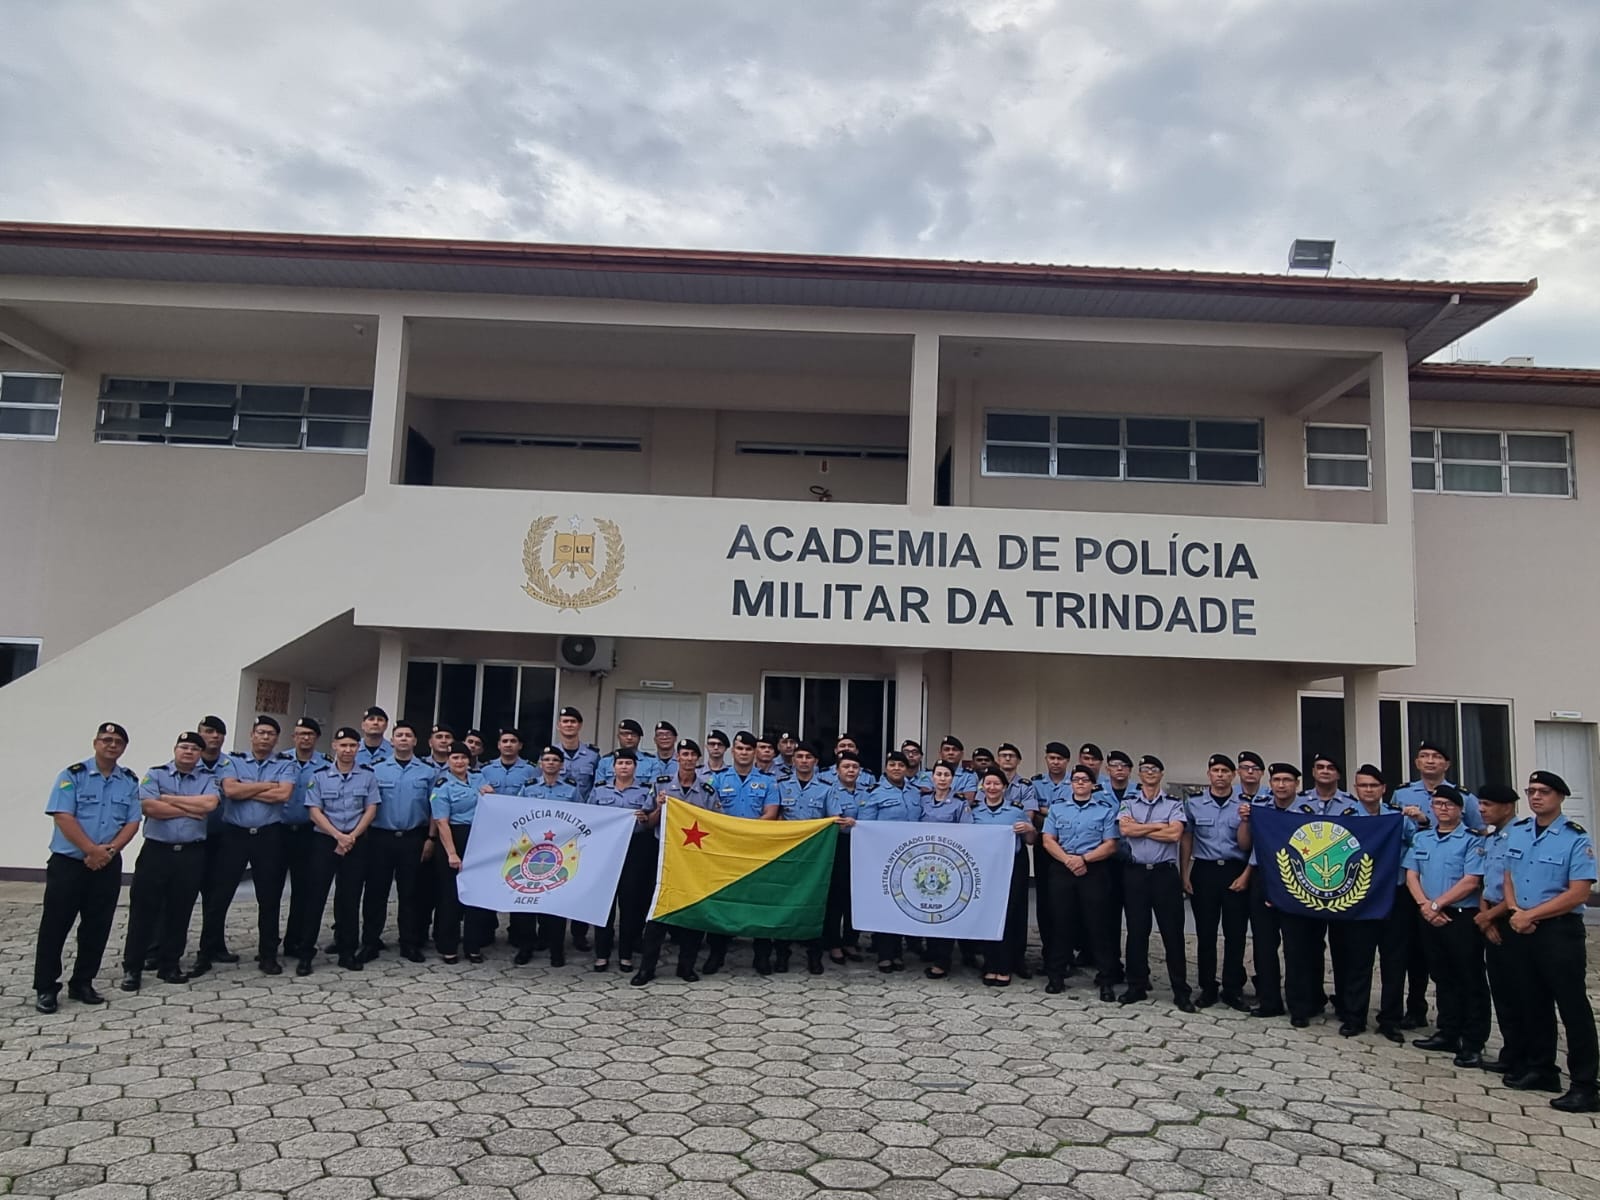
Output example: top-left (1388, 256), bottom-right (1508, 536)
top-left (653, 774), bottom-right (719, 839)
top-left (1299, 788), bottom-right (1358, 816)
top-left (1477, 825), bottom-right (1513, 905)
top-left (479, 757), bottom-right (536, 795)
top-left (972, 796), bottom-right (1031, 851)
top-left (1004, 775), bottom-right (1040, 816)
top-left (1393, 778), bottom-right (1483, 834)
top-left (1117, 791), bottom-right (1186, 866)
top-left (1043, 795), bottom-right (1119, 855)
top-left (598, 751), bottom-right (665, 788)
top-left (139, 761), bottom-right (221, 844)
top-left (283, 751), bottom-right (329, 825)
top-left (557, 742), bottom-right (600, 799)
top-left (779, 776), bottom-right (833, 821)
top-left (430, 773), bottom-right (483, 825)
top-left (711, 767), bottom-right (778, 820)
top-left (305, 763), bottom-right (379, 834)
top-left (46, 758), bottom-right (140, 857)
top-left (1184, 791), bottom-right (1248, 862)
top-left (224, 750), bottom-right (300, 829)
top-left (920, 794), bottom-right (972, 824)
top-left (1031, 774), bottom-right (1074, 816)
top-left (372, 757), bottom-right (436, 831)
top-left (819, 764), bottom-right (878, 790)
top-left (825, 784), bottom-right (872, 824)
top-left (356, 738), bottom-right (393, 767)
top-left (1402, 824), bottom-right (1483, 905)
top-left (200, 754), bottom-right (238, 834)
top-left (868, 779), bottom-right (922, 823)
top-left (520, 776), bottom-right (580, 804)
top-left (1504, 814), bottom-right (1597, 910)
top-left (588, 783), bottom-right (656, 819)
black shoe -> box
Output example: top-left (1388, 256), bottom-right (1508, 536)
top-left (701, 955), bottom-right (724, 976)
top-left (1290, 1016), bottom-right (1309, 1028)
top-left (67, 984), bottom-right (106, 1006)
top-left (209, 949), bottom-right (240, 964)
top-left (357, 946), bottom-right (381, 964)
top-left (401, 947), bottom-right (426, 964)
top-left (550, 951), bottom-right (565, 968)
top-left (1045, 978), bottom-right (1065, 995)
top-left (337, 955), bottom-right (363, 971)
top-left (189, 958), bottom-right (212, 979)
top-left (1453, 1049), bottom-right (1485, 1069)
top-left (1412, 1034), bottom-right (1458, 1052)
top-left (1195, 989), bottom-right (1218, 1009)
top-left (1250, 1005), bottom-right (1285, 1019)
top-left (323, 942), bottom-right (339, 956)
top-left (1551, 1087), bottom-right (1600, 1113)
top-left (1505, 1070), bottom-right (1564, 1092)
top-left (1377, 1025), bottom-right (1404, 1044)
top-left (630, 970), bottom-right (654, 987)
top-left (1221, 992), bottom-right (1250, 1012)
top-left (155, 968), bottom-right (189, 985)
top-left (753, 955), bottom-right (772, 976)
top-left (1014, 965), bottom-right (1033, 980)
top-left (1100, 986), bottom-right (1117, 1002)
top-left (807, 955), bottom-right (823, 976)
top-left (1118, 989), bottom-right (1149, 1005)
top-left (1339, 1022), bottom-right (1363, 1038)
top-left (774, 954), bottom-right (791, 974)
top-left (1175, 997), bottom-right (1198, 1014)
top-left (259, 958), bottom-right (283, 976)
top-left (119, 971), bottom-right (141, 993)
top-left (465, 952), bottom-right (484, 965)
top-left (1400, 1014), bottom-right (1427, 1030)
top-left (572, 936), bottom-right (592, 952)
top-left (513, 948), bottom-right (533, 966)
top-left (296, 960), bottom-right (313, 977)
top-left (1477, 1055), bottom-right (1513, 1074)
top-left (141, 955), bottom-right (159, 972)
top-left (676, 968), bottom-right (700, 983)
top-left (34, 991), bottom-right (58, 1014)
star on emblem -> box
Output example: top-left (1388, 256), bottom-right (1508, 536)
top-left (682, 821), bottom-right (709, 848)
top-left (544, 831), bottom-right (555, 841)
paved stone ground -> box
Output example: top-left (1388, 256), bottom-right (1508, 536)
top-left (4, 887), bottom-right (1600, 1199)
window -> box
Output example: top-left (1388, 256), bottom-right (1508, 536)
top-left (95, 377), bottom-right (371, 452)
top-left (737, 443), bottom-right (908, 461)
top-left (402, 659), bottom-right (558, 745)
top-left (760, 674), bottom-right (897, 768)
top-left (1411, 427), bottom-right (1572, 497)
top-left (0, 639), bottom-right (40, 687)
top-left (0, 373), bottom-right (63, 440)
top-left (982, 412), bottom-right (1262, 484)
top-left (455, 432), bottom-right (643, 451)
top-left (1305, 424), bottom-right (1371, 489)
top-left (1299, 693), bottom-right (1513, 793)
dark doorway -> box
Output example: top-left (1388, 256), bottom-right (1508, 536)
top-left (403, 427), bottom-right (435, 486)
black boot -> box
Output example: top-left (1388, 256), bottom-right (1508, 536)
top-left (1552, 1087), bottom-right (1600, 1113)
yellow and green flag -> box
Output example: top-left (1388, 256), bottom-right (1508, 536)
top-left (649, 798), bottom-right (838, 940)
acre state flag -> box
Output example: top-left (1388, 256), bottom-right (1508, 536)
top-left (648, 797), bottom-right (837, 940)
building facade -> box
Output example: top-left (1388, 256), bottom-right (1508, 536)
top-left (0, 223), bottom-right (1594, 871)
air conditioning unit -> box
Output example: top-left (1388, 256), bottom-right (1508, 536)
top-left (556, 636), bottom-right (616, 671)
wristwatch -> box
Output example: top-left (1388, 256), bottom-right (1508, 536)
top-left (1428, 901), bottom-right (1440, 913)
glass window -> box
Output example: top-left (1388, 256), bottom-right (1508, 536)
top-left (1305, 423), bottom-right (1370, 489)
top-left (1195, 452), bottom-right (1259, 483)
top-left (1406, 701), bottom-right (1459, 766)
top-left (1307, 425), bottom-right (1367, 456)
top-left (404, 659), bottom-right (557, 743)
top-left (94, 376), bottom-right (372, 452)
top-left (1508, 465), bottom-right (1570, 496)
top-left (1126, 417), bottom-right (1189, 447)
top-left (1507, 433), bottom-right (1568, 464)
top-left (479, 665), bottom-right (520, 742)
top-left (1440, 430), bottom-right (1501, 462)
top-left (985, 412), bottom-right (1050, 443)
top-left (402, 661), bottom-right (439, 727)
top-left (1196, 421), bottom-right (1260, 451)
top-left (984, 444), bottom-right (1050, 475)
top-left (762, 677), bottom-right (802, 741)
top-left (763, 674), bottom-right (897, 768)
top-left (516, 666), bottom-right (558, 745)
top-left (983, 412), bottom-right (1262, 485)
top-left (1308, 458), bottom-right (1369, 488)
top-left (1057, 448), bottom-right (1119, 478)
top-left (1411, 461), bottom-right (1438, 492)
top-left (1302, 694), bottom-right (1513, 795)
top-left (1126, 448), bottom-right (1189, 480)
top-left (0, 373), bottom-right (63, 440)
top-left (1460, 703), bottom-right (1513, 792)
top-left (0, 640), bottom-right (40, 687)
top-left (1411, 427), bottom-right (1572, 498)
top-left (1057, 416), bottom-right (1119, 445)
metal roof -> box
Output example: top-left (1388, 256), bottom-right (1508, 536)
top-left (1407, 362), bottom-right (1600, 409)
top-left (0, 221), bottom-right (1537, 362)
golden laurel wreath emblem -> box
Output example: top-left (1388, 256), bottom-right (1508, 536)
top-left (1276, 848), bottom-right (1374, 914)
top-left (522, 515), bottom-right (625, 611)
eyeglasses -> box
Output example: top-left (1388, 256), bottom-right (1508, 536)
top-left (1526, 785), bottom-right (1555, 796)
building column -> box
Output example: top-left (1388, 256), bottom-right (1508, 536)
top-left (375, 632), bottom-right (406, 719)
top-left (893, 651), bottom-right (926, 749)
top-left (1369, 341), bottom-right (1412, 527)
top-left (906, 332), bottom-right (939, 512)
top-left (1342, 669), bottom-right (1382, 777)
top-left (365, 311), bottom-right (411, 493)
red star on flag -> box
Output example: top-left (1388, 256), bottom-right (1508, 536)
top-left (682, 821), bottom-right (709, 848)
top-left (544, 831), bottom-right (555, 841)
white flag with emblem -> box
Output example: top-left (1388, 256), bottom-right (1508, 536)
top-left (849, 822), bottom-right (1017, 940)
top-left (456, 794), bottom-right (638, 923)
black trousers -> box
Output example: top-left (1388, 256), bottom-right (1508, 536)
top-left (639, 921), bottom-right (703, 979)
top-left (1280, 912), bottom-right (1329, 1021)
top-left (362, 826), bottom-right (430, 952)
top-left (1421, 908), bottom-right (1491, 1050)
top-left (594, 832), bottom-right (655, 962)
top-left (1046, 857), bottom-right (1113, 983)
top-left (1328, 919), bottom-right (1382, 1028)
top-left (1483, 917), bottom-right (1528, 1074)
top-left (435, 824), bottom-right (493, 955)
top-left (1250, 876), bottom-right (1285, 1009)
top-left (34, 852), bottom-right (124, 993)
top-left (823, 837), bottom-right (854, 951)
top-left (300, 833), bottom-right (369, 961)
top-left (510, 912), bottom-right (567, 962)
top-left (1189, 858), bottom-right (1249, 995)
top-left (1123, 862), bottom-right (1190, 999)
top-left (281, 823), bottom-right (318, 959)
top-left (202, 824), bottom-right (287, 960)
top-left (1376, 886), bottom-right (1422, 1027)
top-left (1031, 840), bottom-right (1053, 966)
top-left (122, 841), bottom-right (206, 973)
top-left (1508, 914), bottom-right (1597, 1087)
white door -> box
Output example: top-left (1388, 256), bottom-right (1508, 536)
top-left (615, 692), bottom-right (704, 745)
top-left (1534, 721), bottom-right (1597, 830)
top-left (303, 687), bottom-right (335, 735)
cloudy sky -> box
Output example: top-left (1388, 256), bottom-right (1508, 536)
top-left (2, 0), bottom-right (1596, 363)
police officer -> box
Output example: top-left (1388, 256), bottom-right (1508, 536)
top-left (1332, 764), bottom-right (1407, 1039)
top-left (648, 722), bottom-right (680, 784)
top-left (935, 736), bottom-right (978, 801)
top-left (823, 751), bottom-right (871, 964)
top-left (867, 751), bottom-right (922, 971)
top-left (1116, 756), bottom-right (1195, 1011)
top-left (356, 707), bottom-right (393, 766)
top-left (1236, 751), bottom-right (1268, 803)
top-left (1404, 784), bottom-right (1489, 1066)
top-left (198, 716), bottom-right (297, 977)
top-left (120, 732), bottom-right (221, 991)
top-left (186, 716), bottom-right (237, 970)
top-left (364, 721), bottom-right (435, 964)
top-left (776, 732), bottom-right (799, 774)
top-left (917, 760), bottom-right (974, 980)
top-left (34, 723), bottom-right (140, 1012)
top-left (512, 746), bottom-right (581, 967)
top-left (1078, 743), bottom-right (1110, 787)
top-left (902, 740), bottom-right (930, 790)
top-left (764, 742), bottom-right (832, 975)
top-left (281, 718), bottom-right (328, 963)
top-left (1395, 739), bottom-right (1483, 831)
top-left (820, 735), bottom-right (878, 790)
top-left (1503, 769), bottom-right (1599, 1111)
top-left (1241, 762), bottom-right (1301, 1018)
top-left (633, 739), bottom-right (718, 986)
top-left (993, 743), bottom-right (1040, 974)
top-left (479, 728), bottom-right (536, 796)
top-left (422, 724), bottom-right (455, 773)
top-left (588, 748), bottom-right (657, 973)
top-left (1094, 750), bottom-right (1136, 981)
top-left (464, 729), bottom-right (487, 765)
top-left (430, 741), bottom-right (489, 964)
top-left (1182, 754), bottom-right (1251, 1011)
top-left (1301, 752), bottom-right (1355, 812)
top-left (702, 730), bottom-right (730, 779)
top-left (1472, 783), bottom-right (1524, 1075)
top-left (596, 719), bottom-right (650, 787)
top-left (1041, 764), bottom-right (1118, 1000)
top-left (554, 707), bottom-right (600, 799)
top-left (1031, 742), bottom-right (1074, 976)
top-left (1275, 753), bottom-right (1353, 1025)
top-left (298, 727), bottom-right (380, 974)
top-left (754, 733), bottom-right (783, 780)
top-left (702, 732), bottom-right (780, 974)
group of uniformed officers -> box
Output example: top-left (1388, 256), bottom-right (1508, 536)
top-left (30, 707), bottom-right (1600, 1112)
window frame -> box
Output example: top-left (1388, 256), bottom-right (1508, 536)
top-left (1411, 426), bottom-right (1573, 498)
top-left (758, 670), bottom-right (903, 767)
top-left (981, 410), bottom-right (1264, 486)
top-left (0, 636), bottom-right (42, 687)
top-left (1303, 422), bottom-right (1372, 491)
top-left (0, 372), bottom-right (64, 442)
top-left (94, 377), bottom-right (371, 454)
top-left (1297, 689), bottom-right (1514, 792)
top-left (401, 656), bottom-right (561, 742)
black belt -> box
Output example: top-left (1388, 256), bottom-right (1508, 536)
top-left (1193, 856), bottom-right (1245, 865)
top-left (380, 826), bottom-right (429, 836)
top-left (147, 841), bottom-right (203, 852)
top-left (1133, 861), bottom-right (1178, 871)
top-left (227, 824), bottom-right (278, 835)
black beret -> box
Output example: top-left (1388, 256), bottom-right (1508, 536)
top-left (332, 727), bottom-right (361, 743)
top-left (975, 766), bottom-right (1009, 786)
top-left (1079, 743), bottom-right (1104, 759)
top-left (498, 727), bottom-right (522, 741)
top-left (448, 741), bottom-right (473, 757)
top-left (996, 742), bottom-right (1021, 756)
top-left (1139, 755), bottom-right (1164, 771)
top-left (1208, 754), bottom-right (1236, 771)
top-left (175, 731), bottom-right (207, 750)
top-left (1070, 764), bottom-right (1098, 781)
top-left (1044, 741), bottom-right (1072, 757)
top-left (900, 739), bottom-right (922, 752)
top-left (1268, 762), bottom-right (1302, 779)
top-left (706, 729), bottom-right (730, 745)
top-left (559, 706), bottom-right (583, 721)
top-left (793, 741), bottom-right (820, 758)
top-left (466, 728), bottom-right (484, 741)
top-left (393, 720), bottom-right (416, 735)
top-left (1354, 763), bottom-right (1385, 783)
top-left (1432, 784), bottom-right (1465, 806)
top-left (835, 750), bottom-right (861, 764)
top-left (732, 731), bottom-right (758, 748)
top-left (940, 735), bottom-right (965, 751)
top-left (617, 719), bottom-right (643, 735)
top-left (612, 747), bottom-right (638, 762)
top-left (755, 733), bottom-right (777, 748)
top-left (1237, 750), bottom-right (1265, 769)
top-left (295, 717), bottom-right (322, 736)
top-left (199, 715), bottom-right (227, 735)
top-left (885, 751), bottom-right (911, 766)
top-left (253, 715), bottom-right (281, 733)
top-left (973, 747), bottom-right (995, 760)
top-left (431, 723), bottom-right (455, 737)
top-left (1477, 782), bottom-right (1519, 805)
top-left (1106, 750), bottom-right (1133, 767)
top-left (677, 738), bottom-right (702, 757)
top-left (779, 731), bottom-right (796, 742)
top-left (1311, 752), bottom-right (1342, 771)
top-left (1416, 739), bottom-right (1451, 759)
top-left (364, 706), bottom-right (388, 720)
top-left (96, 722), bottom-right (130, 743)
top-left (1529, 770), bottom-right (1571, 797)
top-left (537, 745), bottom-right (563, 759)
top-left (656, 721), bottom-right (678, 735)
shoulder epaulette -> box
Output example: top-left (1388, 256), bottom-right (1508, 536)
top-left (67, 761), bottom-right (86, 774)
top-left (1515, 816), bottom-right (1533, 826)
top-left (357, 763), bottom-right (374, 772)
top-left (1031, 773), bottom-right (1045, 782)
top-left (276, 751), bottom-right (295, 760)
top-left (699, 782), bottom-right (715, 795)
top-left (433, 775), bottom-right (447, 787)
top-left (1570, 821), bottom-right (1587, 834)
top-left (119, 766), bottom-right (139, 780)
